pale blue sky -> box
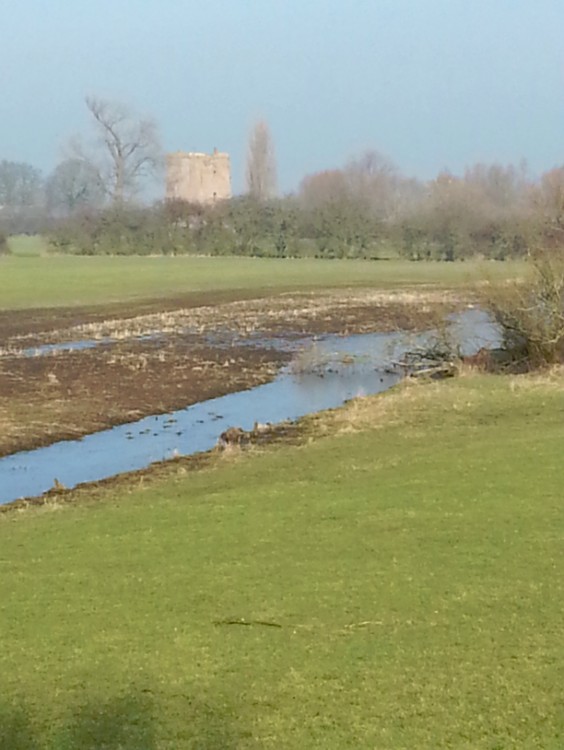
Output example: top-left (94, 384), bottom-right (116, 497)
top-left (1, 0), bottom-right (563, 193)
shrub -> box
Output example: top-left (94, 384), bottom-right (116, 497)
top-left (0, 232), bottom-right (10, 255)
top-left (481, 247), bottom-right (564, 367)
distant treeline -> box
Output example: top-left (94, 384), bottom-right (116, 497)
top-left (3, 151), bottom-right (564, 260)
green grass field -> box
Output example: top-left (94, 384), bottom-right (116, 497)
top-left (0, 254), bottom-right (525, 310)
top-left (6, 235), bottom-right (48, 257)
top-left (1, 373), bottom-right (562, 748)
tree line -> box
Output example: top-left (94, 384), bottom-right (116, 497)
top-left (2, 97), bottom-right (564, 260)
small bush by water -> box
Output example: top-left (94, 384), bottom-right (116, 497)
top-left (481, 247), bottom-right (564, 368)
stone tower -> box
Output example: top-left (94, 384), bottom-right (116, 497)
top-left (165, 149), bottom-right (231, 205)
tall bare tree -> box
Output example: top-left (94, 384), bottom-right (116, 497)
top-left (245, 119), bottom-right (277, 201)
top-left (73, 97), bottom-right (162, 204)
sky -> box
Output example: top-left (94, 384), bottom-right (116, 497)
top-left (1, 0), bottom-right (563, 194)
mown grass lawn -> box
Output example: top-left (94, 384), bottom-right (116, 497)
top-left (0, 373), bottom-right (562, 748)
top-left (0, 254), bottom-right (525, 310)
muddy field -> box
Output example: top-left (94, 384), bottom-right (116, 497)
top-left (0, 288), bottom-right (457, 456)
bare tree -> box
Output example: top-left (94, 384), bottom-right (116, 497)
top-left (0, 160), bottom-right (43, 209)
top-left (0, 160), bottom-right (45, 233)
top-left (299, 169), bottom-right (349, 208)
top-left (532, 166), bottom-right (564, 230)
top-left (73, 97), bottom-right (162, 204)
top-left (245, 119), bottom-right (277, 201)
top-left (46, 158), bottom-right (105, 216)
top-left (344, 150), bottom-right (402, 220)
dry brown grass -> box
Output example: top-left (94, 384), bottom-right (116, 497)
top-left (3, 288), bottom-right (458, 352)
top-left (507, 365), bottom-right (564, 392)
top-left (304, 378), bottom-right (430, 437)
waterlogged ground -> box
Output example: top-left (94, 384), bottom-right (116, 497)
top-left (0, 288), bottom-right (456, 456)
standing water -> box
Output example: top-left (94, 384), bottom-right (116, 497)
top-left (0, 309), bottom-right (500, 505)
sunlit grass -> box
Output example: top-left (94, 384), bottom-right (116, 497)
top-left (0, 373), bottom-right (562, 748)
top-left (0, 253), bottom-right (526, 310)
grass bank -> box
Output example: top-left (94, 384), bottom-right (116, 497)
top-left (0, 254), bottom-right (525, 310)
top-left (0, 372), bottom-right (562, 748)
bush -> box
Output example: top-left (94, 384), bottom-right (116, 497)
top-left (481, 247), bottom-right (564, 367)
top-left (0, 233), bottom-right (10, 255)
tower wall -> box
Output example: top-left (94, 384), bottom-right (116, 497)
top-left (166, 151), bottom-right (231, 204)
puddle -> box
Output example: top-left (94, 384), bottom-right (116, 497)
top-left (6, 333), bottom-right (163, 359)
top-left (21, 338), bottom-right (116, 357)
top-left (0, 308), bottom-right (501, 506)
top-left (447, 307), bottom-right (501, 356)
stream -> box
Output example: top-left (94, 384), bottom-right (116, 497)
top-left (0, 308), bottom-right (500, 505)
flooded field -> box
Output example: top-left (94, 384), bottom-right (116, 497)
top-left (0, 307), bottom-right (500, 505)
top-left (0, 353), bottom-right (401, 505)
top-left (0, 288), bottom-right (455, 457)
